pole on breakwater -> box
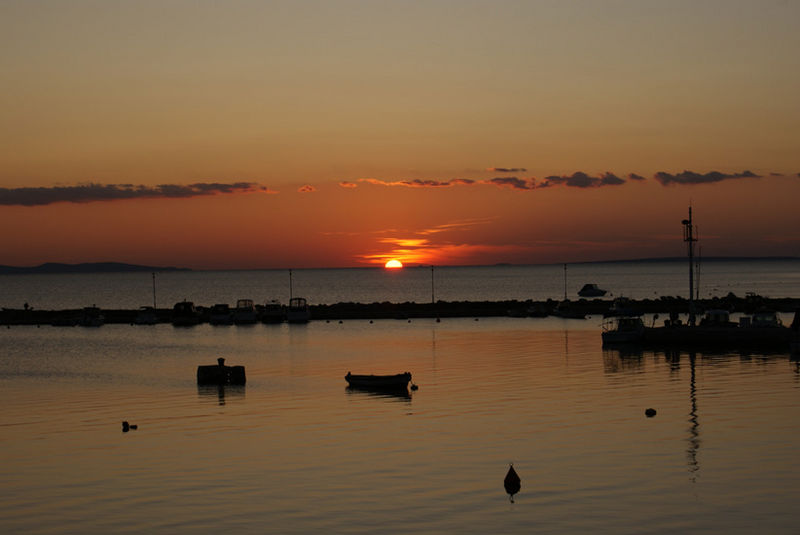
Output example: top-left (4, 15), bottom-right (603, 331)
top-left (152, 272), bottom-right (157, 309)
top-left (431, 265), bottom-right (435, 304)
top-left (289, 269), bottom-right (293, 301)
top-left (682, 207), bottom-right (698, 326)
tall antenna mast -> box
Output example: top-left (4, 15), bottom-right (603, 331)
top-left (431, 265), bottom-right (435, 304)
top-left (682, 207), bottom-right (698, 325)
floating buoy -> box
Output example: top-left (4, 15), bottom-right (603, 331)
top-left (504, 464), bottom-right (521, 502)
top-left (645, 408), bottom-right (657, 417)
top-left (410, 383), bottom-right (419, 391)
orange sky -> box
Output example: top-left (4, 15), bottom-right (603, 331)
top-left (1, 1), bottom-right (799, 269)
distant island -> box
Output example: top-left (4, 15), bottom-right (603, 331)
top-left (0, 262), bottom-right (191, 275)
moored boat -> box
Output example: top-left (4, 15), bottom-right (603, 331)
top-left (287, 297), bottom-right (311, 323)
top-left (172, 300), bottom-right (201, 326)
top-left (602, 316), bottom-right (645, 344)
top-left (209, 303), bottom-right (233, 325)
top-left (345, 371), bottom-right (411, 390)
top-left (578, 283), bottom-right (607, 297)
top-left (233, 299), bottom-right (258, 324)
top-left (260, 299), bottom-right (285, 323)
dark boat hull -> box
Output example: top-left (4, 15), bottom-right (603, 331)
top-left (344, 372), bottom-right (411, 390)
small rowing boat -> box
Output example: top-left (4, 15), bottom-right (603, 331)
top-left (344, 371), bottom-right (411, 390)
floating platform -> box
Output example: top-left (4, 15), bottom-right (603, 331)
top-left (197, 358), bottom-right (246, 385)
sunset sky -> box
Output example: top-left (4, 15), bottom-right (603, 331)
top-left (1, 0), bottom-right (798, 269)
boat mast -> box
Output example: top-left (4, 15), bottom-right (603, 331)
top-left (682, 207), bottom-right (697, 325)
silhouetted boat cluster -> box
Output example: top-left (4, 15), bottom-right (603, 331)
top-left (601, 208), bottom-right (800, 353)
top-left (171, 298), bottom-right (310, 326)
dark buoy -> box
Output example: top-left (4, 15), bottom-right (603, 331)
top-left (122, 421), bottom-right (138, 432)
top-left (645, 408), bottom-right (657, 417)
top-left (504, 464), bottom-right (521, 502)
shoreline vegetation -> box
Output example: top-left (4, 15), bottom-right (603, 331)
top-left (2, 294), bottom-right (799, 325)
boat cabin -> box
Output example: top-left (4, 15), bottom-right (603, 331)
top-left (578, 283), bottom-right (607, 297)
top-left (700, 309), bottom-right (735, 327)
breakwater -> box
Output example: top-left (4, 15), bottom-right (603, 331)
top-left (2, 294), bottom-right (799, 325)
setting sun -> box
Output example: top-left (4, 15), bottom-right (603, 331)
top-left (384, 259), bottom-right (403, 269)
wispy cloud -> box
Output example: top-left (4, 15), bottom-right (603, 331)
top-left (654, 170), bottom-right (760, 186)
top-left (483, 177), bottom-right (533, 190)
top-left (359, 178), bottom-right (475, 188)
top-left (628, 173), bottom-right (646, 181)
top-left (298, 185), bottom-right (317, 193)
top-left (338, 181), bottom-right (358, 188)
top-left (487, 167), bottom-right (527, 173)
top-left (418, 218), bottom-right (494, 235)
top-left (0, 182), bottom-right (272, 207)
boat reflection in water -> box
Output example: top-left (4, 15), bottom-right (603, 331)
top-left (197, 384), bottom-right (246, 406)
top-left (345, 385), bottom-right (412, 401)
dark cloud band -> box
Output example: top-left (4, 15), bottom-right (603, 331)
top-left (654, 170), bottom-right (759, 186)
top-left (0, 182), bottom-right (270, 206)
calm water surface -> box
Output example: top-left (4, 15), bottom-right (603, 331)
top-left (2, 259), bottom-right (800, 310)
top-left (2, 318), bottom-right (799, 534)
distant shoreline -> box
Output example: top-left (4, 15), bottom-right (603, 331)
top-left (0, 262), bottom-right (190, 275)
top-left (1, 256), bottom-right (797, 274)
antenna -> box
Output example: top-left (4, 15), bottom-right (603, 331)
top-left (682, 206), bottom-right (698, 325)
top-left (431, 265), bottom-right (435, 304)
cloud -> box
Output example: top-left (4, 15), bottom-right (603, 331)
top-left (536, 172), bottom-right (626, 189)
top-left (628, 173), bottom-right (646, 181)
top-left (359, 178), bottom-right (475, 188)
top-left (483, 177), bottom-right (533, 190)
top-left (338, 181), bottom-right (358, 188)
top-left (487, 167), bottom-right (527, 173)
top-left (654, 170), bottom-right (760, 186)
top-left (298, 185), bottom-right (317, 193)
top-left (0, 182), bottom-right (270, 207)
top-left (769, 172), bottom-right (783, 177)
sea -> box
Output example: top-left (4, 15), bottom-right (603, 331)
top-left (2, 259), bottom-right (799, 534)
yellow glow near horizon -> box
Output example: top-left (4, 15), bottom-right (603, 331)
top-left (384, 259), bottom-right (403, 269)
